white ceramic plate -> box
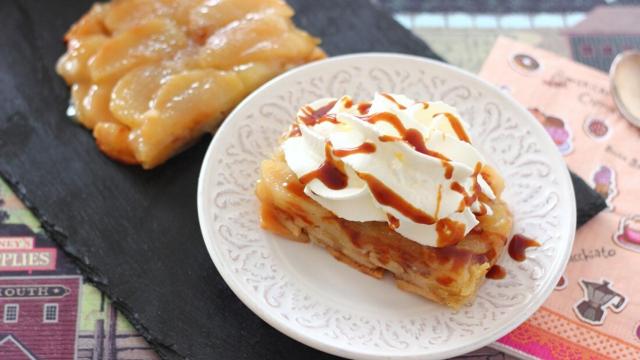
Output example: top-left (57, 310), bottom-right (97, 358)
top-left (197, 54), bottom-right (576, 359)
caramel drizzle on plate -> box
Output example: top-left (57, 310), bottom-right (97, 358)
top-left (484, 235), bottom-right (540, 281)
top-left (508, 234), bottom-right (540, 262)
top-left (486, 264), bottom-right (506, 279)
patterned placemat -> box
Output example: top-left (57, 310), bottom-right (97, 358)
top-left (481, 36), bottom-right (640, 360)
top-left (0, 178), bottom-right (159, 360)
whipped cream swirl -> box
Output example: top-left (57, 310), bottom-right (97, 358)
top-left (282, 93), bottom-right (495, 247)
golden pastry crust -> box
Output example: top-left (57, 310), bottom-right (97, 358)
top-left (256, 152), bottom-right (513, 308)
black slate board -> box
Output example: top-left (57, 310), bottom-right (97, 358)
top-left (0, 1), bottom-right (605, 359)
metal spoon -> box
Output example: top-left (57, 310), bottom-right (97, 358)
top-left (610, 51), bottom-right (640, 127)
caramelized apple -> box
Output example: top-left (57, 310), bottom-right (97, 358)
top-left (93, 122), bottom-right (137, 164)
top-left (104, 0), bottom-right (174, 33)
top-left (71, 82), bottom-right (118, 128)
top-left (64, 4), bottom-right (110, 41)
top-left (109, 65), bottom-right (174, 129)
top-left (200, 13), bottom-right (302, 69)
top-left (56, 35), bottom-right (108, 83)
top-left (132, 69), bottom-right (246, 167)
top-left (189, 0), bottom-right (293, 39)
top-left (57, 0), bottom-right (325, 168)
top-left (89, 18), bottom-right (188, 82)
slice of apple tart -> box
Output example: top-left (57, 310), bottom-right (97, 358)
top-left (256, 93), bottom-right (513, 308)
top-left (56, 0), bottom-right (325, 168)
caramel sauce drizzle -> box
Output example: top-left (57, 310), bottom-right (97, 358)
top-left (357, 172), bottom-right (436, 225)
top-left (434, 184), bottom-right (442, 218)
top-left (472, 162), bottom-right (482, 176)
top-left (435, 218), bottom-right (467, 247)
top-left (508, 234), bottom-right (540, 262)
top-left (299, 100), bottom-right (338, 126)
top-left (287, 123), bottom-right (301, 137)
top-left (332, 142), bottom-right (376, 157)
top-left (451, 162), bottom-right (483, 212)
top-left (473, 203), bottom-right (488, 216)
top-left (438, 112), bottom-right (470, 143)
top-left (441, 160), bottom-right (453, 179)
top-left (422, 101), bottom-right (430, 109)
top-left (362, 113), bottom-right (451, 166)
top-left (356, 172), bottom-right (467, 245)
top-left (298, 107), bottom-right (467, 185)
top-left (378, 135), bottom-right (398, 142)
top-left (380, 93), bottom-right (407, 109)
top-left (284, 180), bottom-right (306, 197)
top-left (486, 264), bottom-right (506, 279)
top-left (403, 128), bottom-right (450, 161)
top-left (357, 102), bottom-right (372, 114)
top-left (299, 142), bottom-right (348, 190)
top-left (451, 182), bottom-right (477, 208)
top-left (359, 112), bottom-right (407, 134)
top-left (378, 134), bottom-right (449, 161)
top-left (387, 214), bottom-right (400, 229)
top-left (344, 98), bottom-right (353, 108)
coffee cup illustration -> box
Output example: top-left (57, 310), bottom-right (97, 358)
top-left (529, 108), bottom-right (573, 155)
top-left (614, 215), bottom-right (640, 252)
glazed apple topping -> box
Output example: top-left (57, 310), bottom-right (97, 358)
top-left (56, 0), bottom-right (325, 168)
